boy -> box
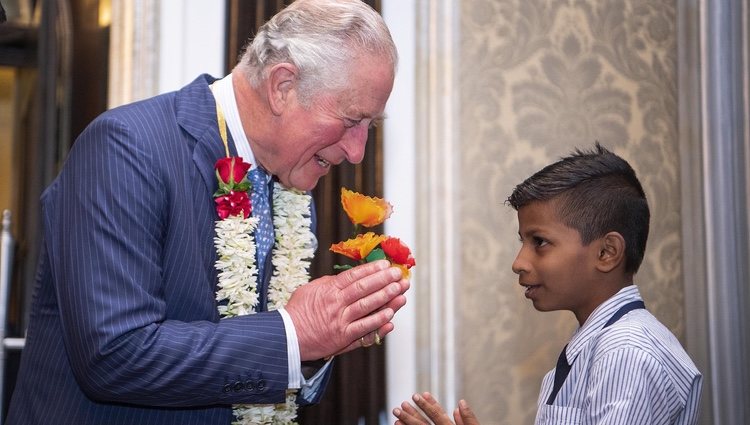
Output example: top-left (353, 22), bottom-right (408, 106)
top-left (393, 143), bottom-right (702, 425)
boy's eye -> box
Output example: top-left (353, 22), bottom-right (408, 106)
top-left (532, 236), bottom-right (548, 247)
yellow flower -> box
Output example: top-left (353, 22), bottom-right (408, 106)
top-left (330, 232), bottom-right (387, 261)
top-left (391, 263), bottom-right (411, 280)
top-left (341, 188), bottom-right (393, 228)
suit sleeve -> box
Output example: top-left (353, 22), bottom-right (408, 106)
top-left (45, 111), bottom-right (291, 407)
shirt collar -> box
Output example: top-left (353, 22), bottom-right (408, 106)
top-left (212, 74), bottom-right (264, 178)
top-left (566, 285), bottom-right (643, 361)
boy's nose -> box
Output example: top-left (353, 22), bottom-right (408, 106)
top-left (511, 250), bottom-right (527, 275)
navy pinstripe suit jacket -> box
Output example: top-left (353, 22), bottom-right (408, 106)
top-left (7, 75), bottom-right (327, 424)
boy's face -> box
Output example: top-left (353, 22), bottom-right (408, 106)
top-left (512, 199), bottom-right (604, 325)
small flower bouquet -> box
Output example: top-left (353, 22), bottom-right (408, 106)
top-left (330, 188), bottom-right (415, 278)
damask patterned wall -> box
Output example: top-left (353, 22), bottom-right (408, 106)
top-left (457, 1), bottom-right (681, 423)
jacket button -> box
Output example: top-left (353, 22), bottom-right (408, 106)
top-left (233, 381), bottom-right (243, 392)
top-left (257, 380), bottom-right (266, 391)
top-left (222, 383), bottom-right (232, 393)
top-left (245, 380), bottom-right (255, 392)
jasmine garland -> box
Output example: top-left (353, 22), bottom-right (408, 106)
top-left (214, 179), bottom-right (315, 425)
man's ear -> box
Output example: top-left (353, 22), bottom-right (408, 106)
top-left (595, 231), bottom-right (626, 273)
top-left (266, 63), bottom-right (298, 116)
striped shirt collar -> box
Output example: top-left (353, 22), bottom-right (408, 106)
top-left (566, 285), bottom-right (643, 361)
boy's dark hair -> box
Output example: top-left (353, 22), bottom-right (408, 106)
top-left (507, 142), bottom-right (650, 274)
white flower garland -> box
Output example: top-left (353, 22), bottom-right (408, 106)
top-left (215, 216), bottom-right (260, 317)
top-left (214, 182), bottom-right (315, 425)
top-left (268, 184), bottom-right (316, 310)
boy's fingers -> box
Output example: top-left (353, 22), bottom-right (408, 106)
top-left (457, 400), bottom-right (480, 425)
top-left (393, 403), bottom-right (429, 425)
top-left (412, 393), bottom-right (453, 424)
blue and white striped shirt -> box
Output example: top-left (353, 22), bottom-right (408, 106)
top-left (535, 285), bottom-right (702, 425)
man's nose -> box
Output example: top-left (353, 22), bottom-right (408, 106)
top-left (340, 124), bottom-right (369, 164)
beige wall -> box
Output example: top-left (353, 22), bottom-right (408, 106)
top-left (456, 1), bottom-right (682, 423)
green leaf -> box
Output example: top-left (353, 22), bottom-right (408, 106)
top-left (365, 248), bottom-right (387, 262)
top-left (214, 171), bottom-right (233, 195)
top-left (333, 264), bottom-right (353, 271)
top-left (214, 184), bottom-right (230, 197)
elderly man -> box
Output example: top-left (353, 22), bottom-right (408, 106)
top-left (7, 1), bottom-right (408, 424)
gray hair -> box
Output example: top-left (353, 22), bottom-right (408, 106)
top-left (237, 0), bottom-right (398, 105)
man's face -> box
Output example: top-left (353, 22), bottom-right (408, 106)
top-left (259, 56), bottom-right (394, 191)
top-left (511, 200), bottom-right (603, 324)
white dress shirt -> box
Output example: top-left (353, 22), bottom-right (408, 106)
top-left (211, 74), bottom-right (331, 398)
top-left (535, 285), bottom-right (702, 425)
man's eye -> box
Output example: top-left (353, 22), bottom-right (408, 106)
top-left (344, 118), bottom-right (362, 128)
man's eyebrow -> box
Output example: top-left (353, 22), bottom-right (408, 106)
top-left (368, 111), bottom-right (388, 121)
top-left (348, 108), bottom-right (388, 121)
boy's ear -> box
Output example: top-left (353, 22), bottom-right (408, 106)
top-left (595, 231), bottom-right (626, 273)
top-left (266, 63), bottom-right (298, 116)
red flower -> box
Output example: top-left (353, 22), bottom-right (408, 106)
top-left (215, 190), bottom-right (251, 219)
top-left (213, 157), bottom-right (252, 219)
top-left (216, 157), bottom-right (251, 186)
top-left (381, 237), bottom-right (416, 268)
top-left (380, 237), bottom-right (415, 279)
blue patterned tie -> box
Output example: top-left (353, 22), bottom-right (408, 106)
top-left (249, 167), bottom-right (274, 279)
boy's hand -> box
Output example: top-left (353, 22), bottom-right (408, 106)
top-left (393, 392), bottom-right (480, 425)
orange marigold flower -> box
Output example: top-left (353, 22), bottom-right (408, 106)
top-left (341, 188), bottom-right (393, 228)
top-left (381, 237), bottom-right (416, 268)
top-left (330, 232), bottom-right (387, 261)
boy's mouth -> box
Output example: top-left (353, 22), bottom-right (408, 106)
top-left (521, 283), bottom-right (540, 298)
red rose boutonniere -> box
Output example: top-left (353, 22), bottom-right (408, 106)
top-left (213, 156), bottom-right (252, 219)
top-left (330, 188), bottom-right (416, 278)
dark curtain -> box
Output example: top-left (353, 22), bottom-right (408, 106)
top-left (225, 1), bottom-right (387, 424)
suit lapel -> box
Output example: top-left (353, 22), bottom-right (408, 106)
top-left (175, 74), bottom-right (239, 197)
top-left (175, 75), bottom-right (241, 299)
